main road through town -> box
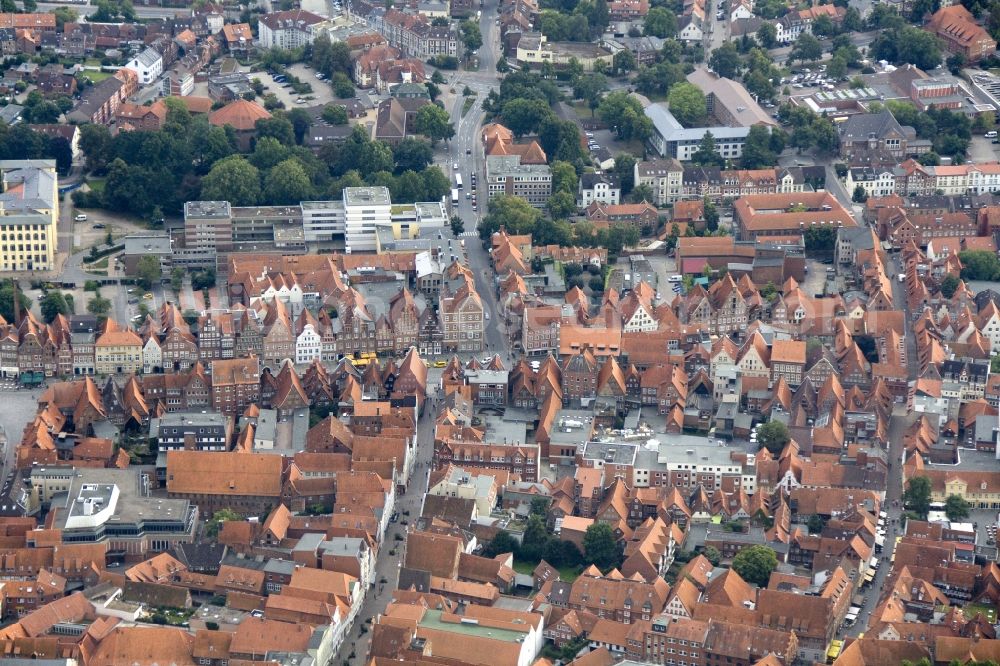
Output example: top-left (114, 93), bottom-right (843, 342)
top-left (345, 4), bottom-right (507, 662)
top-left (440, 0), bottom-right (512, 359)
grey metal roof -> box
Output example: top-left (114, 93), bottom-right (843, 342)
top-left (838, 111), bottom-right (905, 141)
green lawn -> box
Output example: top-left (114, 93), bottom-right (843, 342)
top-left (513, 559), bottom-right (582, 582)
top-left (82, 71), bottom-right (113, 83)
top-left (461, 96), bottom-right (476, 117)
top-left (964, 603), bottom-right (997, 623)
top-left (86, 178), bottom-right (106, 194)
top-left (86, 257), bottom-right (109, 270)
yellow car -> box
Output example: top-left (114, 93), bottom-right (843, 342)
top-left (142, 293), bottom-right (154, 300)
top-left (433, 360), bottom-right (447, 368)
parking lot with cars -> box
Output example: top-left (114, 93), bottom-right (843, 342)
top-left (252, 63), bottom-right (338, 109)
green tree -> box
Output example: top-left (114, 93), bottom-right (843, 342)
top-left (612, 48), bottom-right (636, 76)
top-left (87, 295), bottom-right (112, 317)
top-left (551, 160), bottom-right (579, 195)
top-left (811, 13), bottom-right (837, 37)
top-left (53, 6), bottom-right (78, 30)
top-left (79, 123), bottom-right (112, 173)
top-left (741, 125), bottom-right (779, 169)
top-left (583, 522), bottom-right (620, 570)
top-left (756, 22), bottom-right (777, 48)
top-left (200, 156), bottom-right (261, 206)
top-left (842, 6), bottom-right (863, 31)
top-left (414, 104), bottom-right (455, 144)
top-left (479, 195), bottom-right (543, 240)
top-left (826, 56), bottom-right (848, 81)
top-left (0, 282), bottom-right (30, 323)
top-left (460, 19), bottom-right (483, 53)
top-left (703, 545), bottom-right (721, 566)
top-left (483, 530), bottom-right (519, 557)
top-left (909, 0), bottom-right (940, 22)
top-left (392, 138), bottom-right (434, 174)
top-left (709, 42), bottom-right (742, 79)
top-left (959, 249), bottom-right (1000, 280)
top-left (205, 508), bottom-right (242, 538)
top-left (311, 33), bottom-right (352, 77)
top-left (39, 291), bottom-right (70, 323)
top-left (756, 420), bottom-right (790, 454)
top-left (630, 184), bottom-right (655, 205)
top-left (530, 497), bottom-right (549, 517)
top-left (322, 104), bottom-right (349, 125)
top-left (502, 98), bottom-right (554, 137)
top-left (249, 136), bottom-right (290, 171)
top-left (136, 256), bottom-right (162, 291)
top-left (870, 25), bottom-right (942, 70)
top-left (597, 91), bottom-right (652, 142)
top-left (330, 72), bottom-right (355, 99)
top-left (945, 494), bottom-right (971, 521)
top-left (264, 158), bottom-right (313, 204)
top-left (287, 108), bottom-right (312, 145)
top-left (538, 117), bottom-right (587, 163)
top-left (572, 72), bottom-right (608, 115)
top-left (644, 6), bottom-right (677, 37)
top-left (807, 514), bottom-right (827, 534)
top-left (903, 476), bottom-right (933, 519)
top-left (667, 82), bottom-right (708, 128)
top-left (704, 197), bottom-right (719, 231)
top-left (170, 267), bottom-right (184, 292)
top-left (613, 153), bottom-right (637, 195)
top-left (939, 273), bottom-right (960, 298)
top-left (547, 190), bottom-right (577, 219)
top-left (254, 116), bottom-right (296, 146)
top-left (191, 268), bottom-right (216, 291)
top-left (88, 0), bottom-right (136, 21)
top-left (690, 131), bottom-right (725, 167)
top-left (407, 167), bottom-right (442, 201)
top-left (789, 33), bottom-right (823, 64)
top-left (852, 184), bottom-right (869, 203)
top-left (520, 515), bottom-right (551, 561)
top-left (804, 225), bottom-right (837, 259)
top-left (450, 215), bottom-right (464, 236)
top-left (732, 545), bottom-right (778, 586)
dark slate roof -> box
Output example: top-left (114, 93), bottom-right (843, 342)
top-left (838, 111), bottom-right (905, 142)
top-left (173, 541), bottom-right (227, 573)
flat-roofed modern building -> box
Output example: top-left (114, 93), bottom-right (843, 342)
top-left (343, 186), bottom-right (392, 252)
top-left (0, 160), bottom-right (57, 272)
top-left (32, 466), bottom-right (197, 556)
top-left (485, 155), bottom-right (553, 207)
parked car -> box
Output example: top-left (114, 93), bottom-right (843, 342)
top-left (74, 214), bottom-right (87, 221)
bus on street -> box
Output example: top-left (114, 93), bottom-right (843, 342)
top-left (455, 173), bottom-right (463, 189)
top-left (451, 189), bottom-right (459, 205)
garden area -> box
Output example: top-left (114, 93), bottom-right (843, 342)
top-left (512, 558), bottom-right (582, 583)
top-left (958, 603), bottom-right (998, 624)
top-left (481, 499), bottom-right (625, 585)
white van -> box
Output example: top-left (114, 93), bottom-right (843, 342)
top-left (986, 131), bottom-right (998, 138)
top-left (668, 274), bottom-right (683, 283)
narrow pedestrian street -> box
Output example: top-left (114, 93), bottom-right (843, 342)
top-left (342, 389), bottom-right (438, 663)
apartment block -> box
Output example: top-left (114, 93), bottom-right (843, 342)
top-left (0, 160), bottom-right (58, 272)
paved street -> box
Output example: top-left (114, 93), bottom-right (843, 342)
top-left (841, 253), bottom-right (921, 638)
top-left (35, 1), bottom-right (186, 19)
top-left (342, 7), bottom-right (508, 662)
top-left (437, 0), bottom-right (509, 356)
top-left (345, 387), bottom-right (438, 663)
top-left (0, 388), bottom-right (45, 480)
